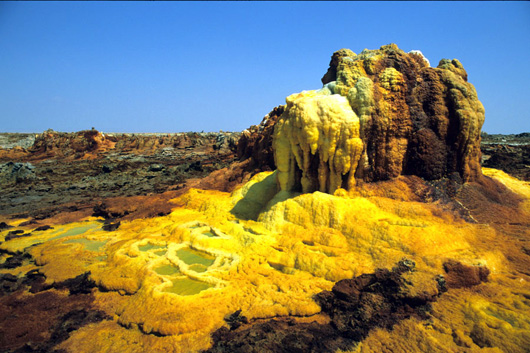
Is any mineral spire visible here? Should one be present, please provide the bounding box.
[273,44,485,194]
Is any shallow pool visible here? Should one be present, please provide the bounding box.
[50,223,100,240]
[64,238,107,252]
[202,230,217,238]
[154,264,180,276]
[139,243,166,252]
[163,277,213,295]
[176,248,215,272]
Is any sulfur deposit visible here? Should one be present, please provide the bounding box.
[274,92,364,193]
[1,167,529,352]
[274,44,485,194]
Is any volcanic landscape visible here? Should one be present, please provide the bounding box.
[1,45,529,353]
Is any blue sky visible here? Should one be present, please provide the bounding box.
[0,1,529,134]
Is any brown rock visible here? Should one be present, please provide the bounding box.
[443,260,490,288]
[335,44,485,183]
[0,269,108,352]
[236,105,284,174]
[321,48,357,85]
[27,129,115,160]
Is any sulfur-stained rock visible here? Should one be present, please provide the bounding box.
[0,166,528,352]
[206,260,441,353]
[0,252,32,270]
[273,91,363,194]
[0,222,12,230]
[273,44,485,193]
[321,48,357,85]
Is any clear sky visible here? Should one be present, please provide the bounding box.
[0,1,529,134]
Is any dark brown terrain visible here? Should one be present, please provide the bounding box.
[481,132,530,181]
[0,128,528,224]
[0,130,241,222]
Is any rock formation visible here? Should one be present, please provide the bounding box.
[481,132,530,181]
[237,105,283,173]
[273,44,485,194]
[274,92,364,194]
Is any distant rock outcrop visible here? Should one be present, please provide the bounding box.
[12,129,239,161]
[28,129,113,159]
[0,130,241,219]
[481,133,530,181]
[270,44,485,194]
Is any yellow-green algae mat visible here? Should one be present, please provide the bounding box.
[0,168,529,352]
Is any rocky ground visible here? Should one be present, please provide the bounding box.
[0,130,244,353]
[0,130,241,221]
[481,132,530,181]
[0,129,528,222]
